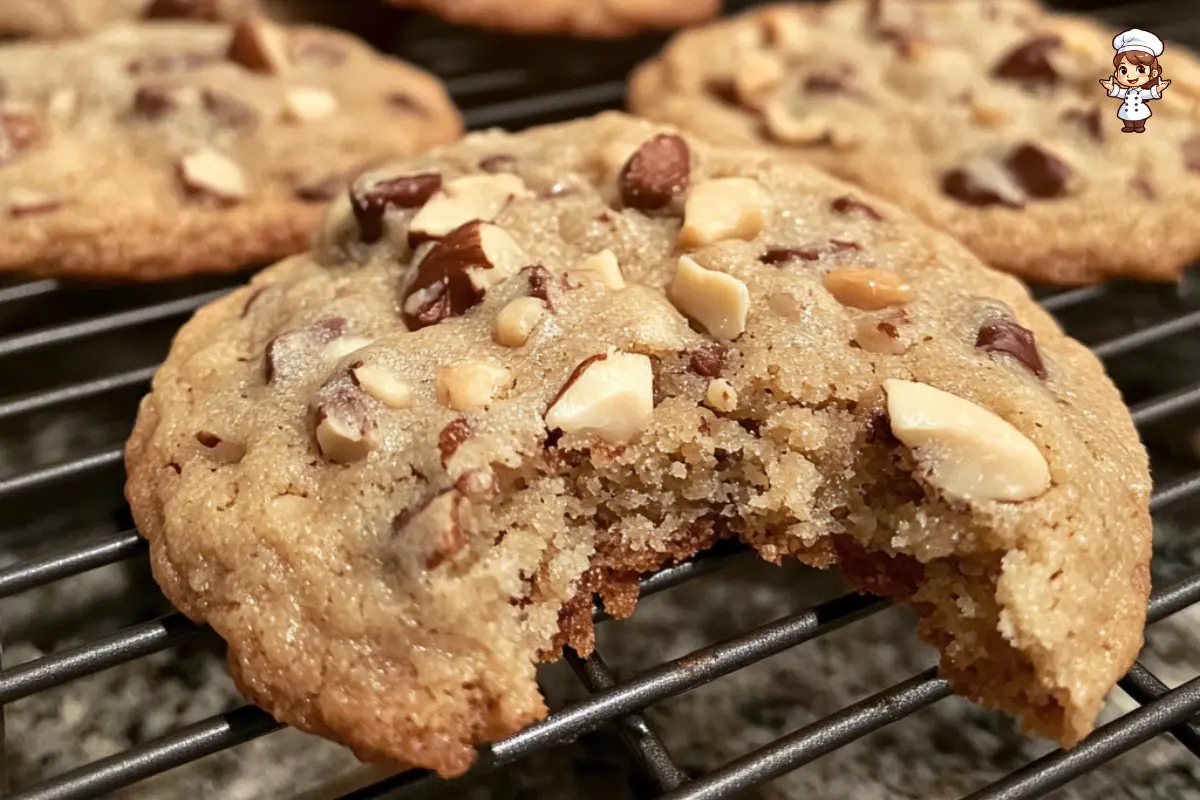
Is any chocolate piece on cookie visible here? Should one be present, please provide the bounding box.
[0,19,461,280]
[125,113,1150,777]
[381,0,721,38]
[629,0,1200,284]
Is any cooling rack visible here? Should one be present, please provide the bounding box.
[2,1,1200,798]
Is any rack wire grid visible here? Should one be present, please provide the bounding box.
[2,0,1200,798]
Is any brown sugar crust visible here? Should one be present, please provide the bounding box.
[382,0,720,38]
[628,0,1200,285]
[0,20,461,281]
[125,113,1151,777]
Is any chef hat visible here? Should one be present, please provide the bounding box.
[1113,28,1164,58]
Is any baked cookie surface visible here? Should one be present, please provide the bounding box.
[383,0,720,38]
[0,0,255,38]
[0,19,461,280]
[629,0,1200,284]
[125,113,1151,777]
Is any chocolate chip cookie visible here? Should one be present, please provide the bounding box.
[125,112,1151,777]
[0,0,257,38]
[629,0,1200,284]
[0,18,461,280]
[383,0,720,38]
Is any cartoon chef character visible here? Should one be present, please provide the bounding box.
[1100,28,1171,133]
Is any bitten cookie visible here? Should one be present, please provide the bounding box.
[0,0,256,38]
[0,19,461,280]
[125,113,1151,777]
[382,0,720,38]
[629,0,1200,284]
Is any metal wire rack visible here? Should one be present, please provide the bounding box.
[2,1,1200,798]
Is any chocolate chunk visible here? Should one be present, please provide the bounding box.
[201,89,259,130]
[976,318,1046,379]
[350,172,442,243]
[705,77,741,107]
[1004,143,1070,199]
[142,0,219,19]
[128,51,219,75]
[940,168,1023,208]
[804,74,850,94]
[0,113,40,166]
[479,154,518,174]
[524,265,556,311]
[618,133,690,213]
[1182,136,1200,173]
[688,343,729,378]
[992,35,1062,86]
[132,86,176,118]
[264,317,347,383]
[397,221,495,329]
[831,195,882,220]
[760,248,811,265]
[226,18,288,73]
[1061,106,1103,142]
[294,174,345,203]
[386,92,429,116]
[438,418,473,466]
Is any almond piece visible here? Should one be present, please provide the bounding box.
[704,378,738,413]
[678,177,771,249]
[569,249,625,289]
[314,386,375,463]
[823,267,912,310]
[493,296,546,347]
[283,86,337,122]
[435,361,514,411]
[351,362,412,408]
[322,336,374,362]
[670,255,750,341]
[618,133,691,213]
[883,379,1050,503]
[544,351,654,443]
[178,148,248,200]
[408,173,529,245]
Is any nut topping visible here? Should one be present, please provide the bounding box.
[399,221,529,330]
[976,318,1046,379]
[688,343,729,378]
[569,249,626,289]
[265,317,347,383]
[678,178,771,249]
[823,267,912,310]
[617,133,690,214]
[350,362,412,408]
[883,379,1051,503]
[734,51,786,103]
[524,264,556,310]
[435,361,514,411]
[178,148,248,201]
[493,297,546,347]
[8,188,60,218]
[322,336,373,362]
[704,378,738,413]
[670,256,750,341]
[764,101,832,145]
[392,490,466,570]
[283,87,338,122]
[314,384,376,463]
[1004,143,1071,199]
[544,351,654,444]
[350,172,442,243]
[992,35,1062,86]
[438,418,472,466]
[226,18,289,74]
[408,173,529,245]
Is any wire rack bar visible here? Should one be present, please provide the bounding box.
[461,81,625,129]
[2,706,283,800]
[566,650,688,794]
[1037,285,1108,313]
[657,668,950,800]
[1149,471,1200,514]
[1129,380,1200,428]
[0,448,123,501]
[962,675,1200,800]
[1090,308,1200,360]
[0,614,203,705]
[0,367,157,422]
[0,279,57,307]
[0,290,227,360]
[0,531,143,600]
[1118,662,1200,757]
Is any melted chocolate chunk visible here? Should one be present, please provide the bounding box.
[618,134,691,213]
[1061,106,1103,142]
[831,195,882,220]
[131,86,176,118]
[524,265,556,311]
[1004,143,1070,199]
[397,221,495,329]
[976,318,1047,379]
[992,35,1062,86]
[350,172,442,243]
[940,168,1023,208]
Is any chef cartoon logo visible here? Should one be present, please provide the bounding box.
[1100,28,1171,133]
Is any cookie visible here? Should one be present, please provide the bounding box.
[628,0,1200,284]
[125,112,1151,777]
[0,0,257,38]
[382,0,721,38]
[0,18,461,280]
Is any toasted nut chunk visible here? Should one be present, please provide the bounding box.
[436,361,514,411]
[283,87,338,122]
[493,296,546,347]
[734,50,786,101]
[883,379,1050,503]
[570,249,625,289]
[179,148,248,200]
[970,99,1007,127]
[764,101,831,145]
[678,178,771,249]
[853,314,908,355]
[391,490,466,569]
[351,362,411,408]
[227,17,289,73]
[314,392,375,463]
[408,174,529,244]
[670,255,750,341]
[824,267,913,310]
[758,7,808,50]
[322,336,373,362]
[704,378,738,413]
[48,88,78,122]
[544,351,653,443]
